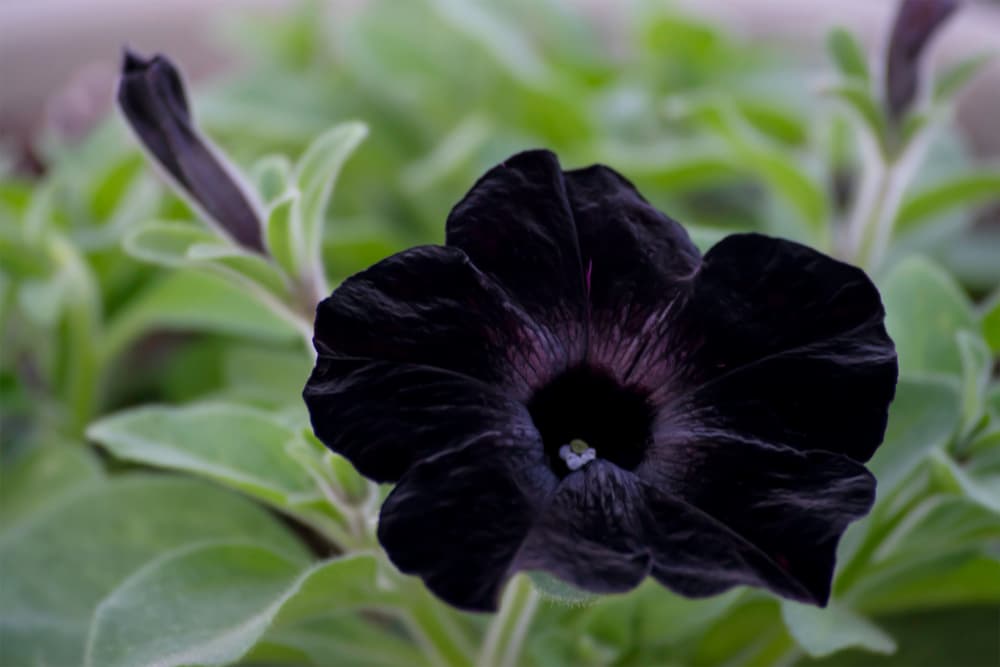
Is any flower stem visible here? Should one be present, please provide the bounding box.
[404,596,476,667]
[846,122,933,270]
[477,576,541,667]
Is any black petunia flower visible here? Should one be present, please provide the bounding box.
[117,49,266,252]
[304,150,897,613]
[885,0,958,121]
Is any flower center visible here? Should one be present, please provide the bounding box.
[558,439,596,470]
[527,366,654,477]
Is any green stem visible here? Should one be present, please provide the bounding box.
[848,123,934,270]
[50,237,102,435]
[477,576,541,667]
[405,600,475,667]
[835,479,931,596]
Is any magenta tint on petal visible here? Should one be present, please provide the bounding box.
[446,150,588,360]
[562,164,700,388]
[377,439,556,612]
[117,50,265,252]
[516,460,651,594]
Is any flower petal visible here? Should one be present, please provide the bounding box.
[117,50,264,252]
[445,150,587,357]
[515,460,651,594]
[313,245,569,397]
[377,437,556,612]
[641,485,812,601]
[562,165,700,386]
[304,358,535,482]
[640,439,876,605]
[669,233,896,463]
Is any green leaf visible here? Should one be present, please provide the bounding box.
[749,150,829,242]
[85,544,302,667]
[262,614,430,667]
[264,191,303,278]
[686,599,784,666]
[293,122,368,263]
[85,547,384,667]
[980,287,1000,354]
[968,426,1000,459]
[270,552,389,623]
[666,99,828,242]
[0,476,307,667]
[874,493,1000,564]
[251,154,293,205]
[88,403,318,508]
[400,115,492,192]
[781,600,895,658]
[939,230,1000,294]
[221,344,313,406]
[824,82,887,148]
[895,170,1000,235]
[122,220,218,267]
[101,270,299,362]
[428,0,548,84]
[0,444,102,524]
[576,583,742,655]
[735,100,808,147]
[600,143,742,191]
[868,377,961,495]
[933,452,1000,516]
[990,385,1000,418]
[854,551,1000,614]
[957,332,992,435]
[186,241,290,297]
[882,256,976,376]
[934,53,995,102]
[827,28,870,82]
[124,221,291,300]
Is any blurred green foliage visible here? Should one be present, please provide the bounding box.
[1,1,998,666]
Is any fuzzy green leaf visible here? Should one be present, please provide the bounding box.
[827,28,870,82]
[895,170,1000,235]
[782,600,895,658]
[882,256,976,376]
[87,403,318,508]
[0,477,307,667]
[293,122,368,264]
[85,547,383,667]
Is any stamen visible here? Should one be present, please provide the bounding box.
[559,442,597,471]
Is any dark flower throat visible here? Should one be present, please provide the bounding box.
[528,366,655,476]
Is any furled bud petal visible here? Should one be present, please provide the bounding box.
[117,49,265,252]
[885,0,959,120]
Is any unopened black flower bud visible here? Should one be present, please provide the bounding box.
[117,49,265,252]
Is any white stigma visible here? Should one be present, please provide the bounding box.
[559,443,597,471]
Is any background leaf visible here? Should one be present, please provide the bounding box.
[86,548,388,667]
[894,170,1000,236]
[0,476,307,667]
[867,377,961,495]
[827,28,870,82]
[781,600,896,658]
[87,402,318,507]
[882,256,976,376]
[294,122,369,265]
